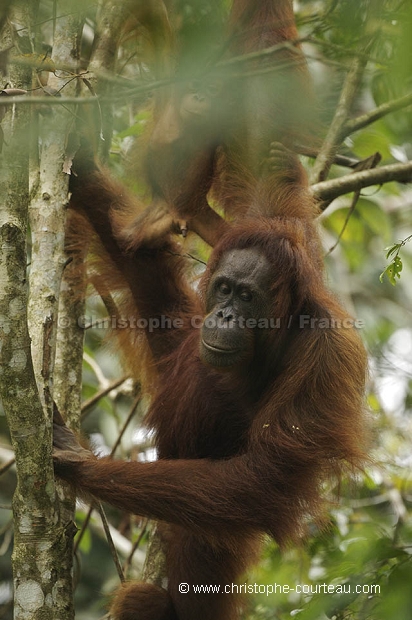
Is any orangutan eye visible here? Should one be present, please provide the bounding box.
[219,282,231,295]
[239,290,252,302]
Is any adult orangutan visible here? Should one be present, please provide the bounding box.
[53,1,367,619]
[54,141,368,620]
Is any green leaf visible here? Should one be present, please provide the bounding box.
[384,244,400,260]
[380,256,403,285]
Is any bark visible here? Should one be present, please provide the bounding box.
[311,161,412,205]
[26,2,84,618]
[0,3,67,618]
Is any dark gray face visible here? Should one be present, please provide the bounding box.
[200,248,273,370]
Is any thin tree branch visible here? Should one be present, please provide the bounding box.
[0,93,98,105]
[73,507,93,555]
[311,161,412,205]
[216,37,307,68]
[344,91,412,136]
[96,502,125,583]
[123,520,149,576]
[325,190,361,256]
[324,152,382,253]
[306,35,381,64]
[297,144,360,168]
[110,391,142,456]
[310,53,369,184]
[81,376,130,417]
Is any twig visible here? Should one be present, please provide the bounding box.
[110,390,142,456]
[0,39,306,108]
[0,94,96,106]
[75,391,141,554]
[311,161,412,205]
[380,233,412,285]
[96,502,125,583]
[297,144,359,168]
[81,376,129,418]
[215,37,308,68]
[324,152,382,254]
[325,191,361,256]
[123,519,149,576]
[344,91,412,136]
[73,506,93,555]
[310,52,369,184]
[306,35,381,65]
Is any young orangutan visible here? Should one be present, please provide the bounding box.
[122,0,314,248]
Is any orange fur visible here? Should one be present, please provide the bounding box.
[57,146,368,620]
[54,4,366,620]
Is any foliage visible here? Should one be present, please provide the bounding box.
[380,235,412,285]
